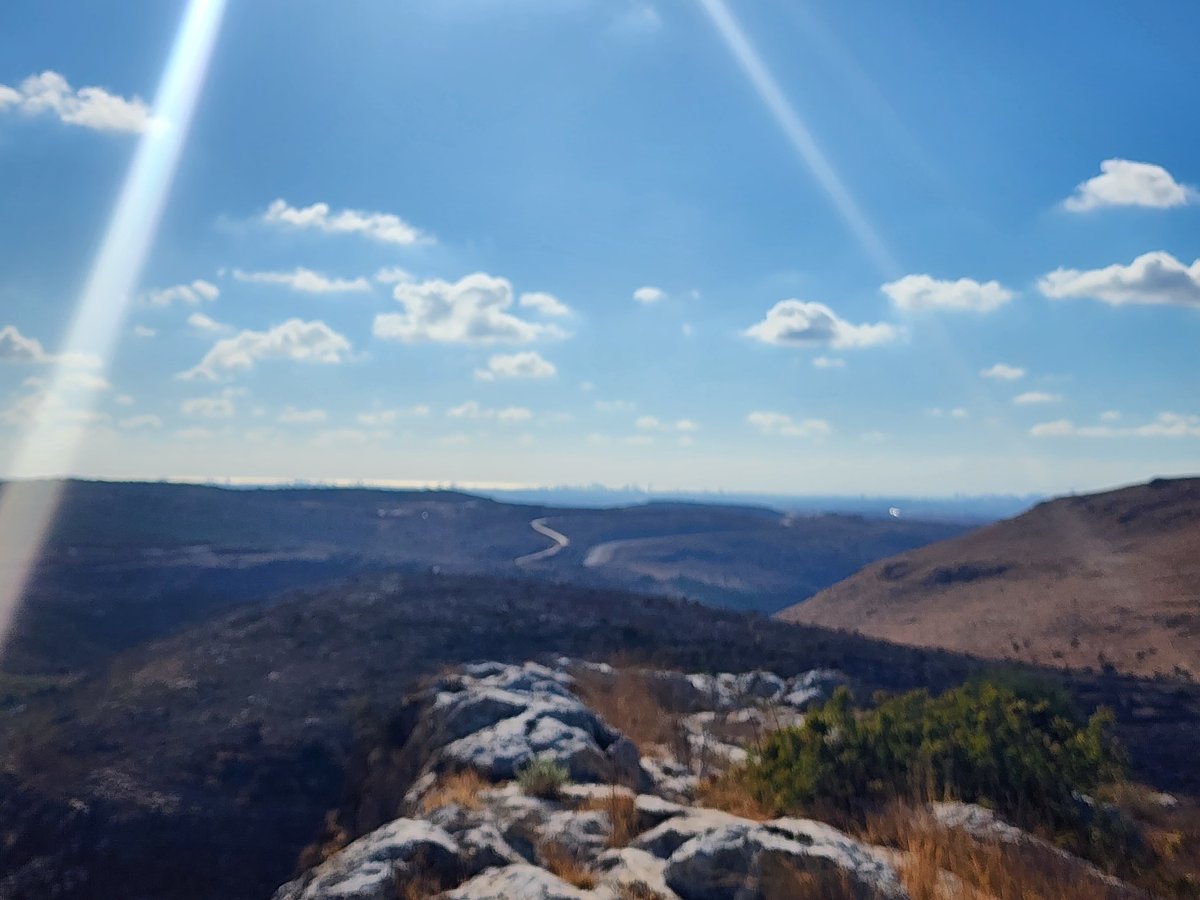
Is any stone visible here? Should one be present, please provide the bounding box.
[271,818,460,900]
[443,864,594,899]
[594,846,680,899]
[630,809,748,859]
[663,819,906,900]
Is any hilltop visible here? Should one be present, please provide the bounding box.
[779,477,1200,680]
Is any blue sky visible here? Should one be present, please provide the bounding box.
[1,0,1198,495]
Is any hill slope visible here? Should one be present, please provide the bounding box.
[779,477,1200,680]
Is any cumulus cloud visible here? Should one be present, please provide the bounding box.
[0,324,102,370]
[0,325,51,364]
[635,416,697,433]
[118,414,162,429]
[1063,159,1196,212]
[132,325,157,338]
[1032,412,1200,438]
[447,401,532,423]
[145,279,219,307]
[928,407,969,419]
[374,273,566,344]
[374,266,412,284]
[178,318,352,381]
[1013,391,1061,405]
[263,199,429,245]
[355,405,429,426]
[233,267,370,294]
[812,356,845,369]
[181,388,244,418]
[882,275,1012,313]
[0,70,151,133]
[519,292,571,317]
[594,399,636,413]
[187,312,229,334]
[744,300,896,348]
[981,363,1025,381]
[633,286,667,304]
[1038,251,1200,307]
[277,406,327,424]
[475,350,557,381]
[746,411,831,438]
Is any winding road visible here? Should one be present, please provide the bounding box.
[514,518,570,566]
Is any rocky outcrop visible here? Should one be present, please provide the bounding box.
[272,659,913,900]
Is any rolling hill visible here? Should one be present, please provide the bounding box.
[779,477,1200,680]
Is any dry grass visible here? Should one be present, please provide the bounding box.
[538,840,599,890]
[580,788,641,847]
[862,804,1141,900]
[392,871,449,900]
[757,854,860,899]
[572,666,688,761]
[295,809,350,873]
[419,769,488,814]
[695,772,776,822]
[1102,783,1200,897]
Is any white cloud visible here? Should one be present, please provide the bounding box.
[181,387,244,418]
[746,411,831,438]
[233,267,370,294]
[187,312,229,334]
[277,406,327,425]
[447,401,532,423]
[374,266,412,284]
[132,325,157,338]
[114,394,134,406]
[118,414,162,429]
[475,351,557,381]
[744,300,897,348]
[518,291,571,317]
[981,363,1025,381]
[1032,412,1200,438]
[1100,410,1121,422]
[374,273,566,344]
[613,3,662,34]
[0,325,102,369]
[263,199,429,245]
[812,356,845,369]
[0,70,151,133]
[1038,251,1200,307]
[1063,159,1196,212]
[355,405,429,427]
[635,416,697,433]
[0,325,51,364]
[594,399,636,413]
[928,407,969,419]
[1013,391,1062,406]
[145,279,219,307]
[179,318,352,381]
[633,286,667,304]
[882,274,1012,313]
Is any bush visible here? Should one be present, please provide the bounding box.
[517,756,570,799]
[738,680,1125,840]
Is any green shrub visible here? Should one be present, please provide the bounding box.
[739,680,1125,840]
[517,756,570,799]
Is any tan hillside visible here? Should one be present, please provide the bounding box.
[778,477,1200,680]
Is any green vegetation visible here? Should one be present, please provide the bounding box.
[736,679,1126,851]
[516,757,571,799]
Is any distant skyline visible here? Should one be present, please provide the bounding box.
[1,1,1199,495]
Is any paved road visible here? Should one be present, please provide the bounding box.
[514,518,570,566]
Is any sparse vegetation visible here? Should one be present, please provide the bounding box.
[579,788,640,847]
[537,840,598,889]
[735,680,1125,844]
[517,757,571,800]
[419,769,489,814]
[572,665,688,760]
[863,804,1140,900]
